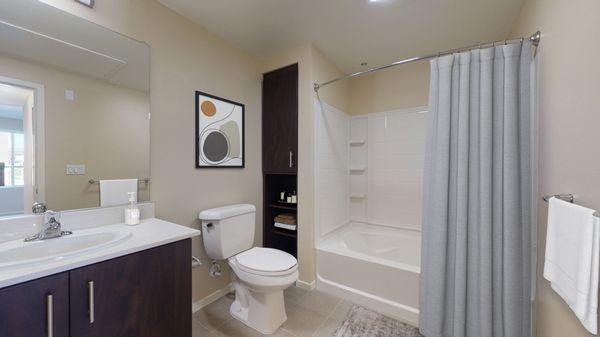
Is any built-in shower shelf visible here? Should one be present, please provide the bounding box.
[349,139,366,146]
[349,166,366,173]
[349,193,366,199]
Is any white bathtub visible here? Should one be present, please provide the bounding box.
[317,222,421,325]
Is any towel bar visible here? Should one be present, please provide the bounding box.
[543,194,600,218]
[88,178,150,185]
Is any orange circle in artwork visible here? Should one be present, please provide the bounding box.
[201,101,217,117]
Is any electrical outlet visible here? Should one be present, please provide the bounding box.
[66,164,86,175]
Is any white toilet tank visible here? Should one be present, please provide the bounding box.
[199,204,256,260]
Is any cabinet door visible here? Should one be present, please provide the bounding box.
[0,273,69,337]
[69,239,192,337]
[263,63,298,174]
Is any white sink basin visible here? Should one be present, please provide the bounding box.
[0,229,131,269]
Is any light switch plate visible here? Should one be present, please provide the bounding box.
[66,164,86,175]
[65,90,75,101]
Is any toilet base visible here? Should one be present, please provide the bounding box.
[229,281,288,334]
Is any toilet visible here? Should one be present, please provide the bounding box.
[199,204,298,334]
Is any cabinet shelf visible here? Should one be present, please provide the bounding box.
[270,203,297,211]
[273,229,297,238]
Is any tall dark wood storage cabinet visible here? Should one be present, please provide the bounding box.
[262,64,298,174]
[262,64,298,257]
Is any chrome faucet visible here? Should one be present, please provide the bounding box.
[24,210,73,242]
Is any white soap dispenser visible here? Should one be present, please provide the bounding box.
[124,192,140,225]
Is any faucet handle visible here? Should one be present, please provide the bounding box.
[32,202,47,214]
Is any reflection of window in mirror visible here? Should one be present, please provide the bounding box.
[0,81,35,217]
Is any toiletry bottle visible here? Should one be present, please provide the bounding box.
[291,190,297,204]
[124,192,140,225]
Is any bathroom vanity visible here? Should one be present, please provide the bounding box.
[0,204,200,337]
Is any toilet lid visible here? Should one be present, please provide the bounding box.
[235,247,297,273]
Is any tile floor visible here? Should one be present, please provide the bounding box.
[192,287,353,337]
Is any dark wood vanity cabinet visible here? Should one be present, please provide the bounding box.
[0,273,69,337]
[262,63,298,174]
[0,239,191,337]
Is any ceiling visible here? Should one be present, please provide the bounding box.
[158,0,525,73]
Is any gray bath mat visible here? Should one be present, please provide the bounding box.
[333,305,423,337]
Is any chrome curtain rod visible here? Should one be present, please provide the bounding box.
[313,31,541,92]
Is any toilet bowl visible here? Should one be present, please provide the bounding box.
[198,204,298,334]
[228,247,298,334]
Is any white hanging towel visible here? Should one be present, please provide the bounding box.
[544,197,600,334]
[99,179,138,207]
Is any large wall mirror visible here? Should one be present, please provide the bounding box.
[0,0,150,217]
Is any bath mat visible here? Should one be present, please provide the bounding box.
[333,305,422,337]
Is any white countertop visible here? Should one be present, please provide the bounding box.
[0,218,200,289]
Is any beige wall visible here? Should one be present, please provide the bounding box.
[0,52,150,211]
[39,0,263,302]
[510,0,600,336]
[347,61,429,116]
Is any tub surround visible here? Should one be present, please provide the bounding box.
[0,203,200,288]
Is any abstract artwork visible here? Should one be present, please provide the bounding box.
[195,91,245,168]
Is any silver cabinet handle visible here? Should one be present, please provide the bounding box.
[46,294,53,337]
[289,151,293,168]
[88,281,95,324]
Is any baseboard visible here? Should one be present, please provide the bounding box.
[295,279,316,291]
[191,283,233,313]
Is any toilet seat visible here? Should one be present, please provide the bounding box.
[234,247,297,276]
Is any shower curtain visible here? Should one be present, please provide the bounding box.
[419,42,533,337]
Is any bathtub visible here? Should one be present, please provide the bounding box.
[317,222,421,325]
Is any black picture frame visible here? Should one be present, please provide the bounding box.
[195,90,245,168]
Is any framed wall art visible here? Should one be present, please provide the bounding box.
[195,91,245,168]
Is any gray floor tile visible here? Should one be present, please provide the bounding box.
[295,290,341,316]
[193,319,212,337]
[194,296,235,332]
[214,317,262,337]
[281,302,329,337]
[284,285,309,305]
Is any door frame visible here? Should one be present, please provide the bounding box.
[0,75,45,210]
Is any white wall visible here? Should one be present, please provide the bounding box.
[315,100,349,239]
[365,108,427,230]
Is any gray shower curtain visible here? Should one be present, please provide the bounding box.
[419,42,533,337]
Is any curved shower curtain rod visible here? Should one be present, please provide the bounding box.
[313,30,541,92]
